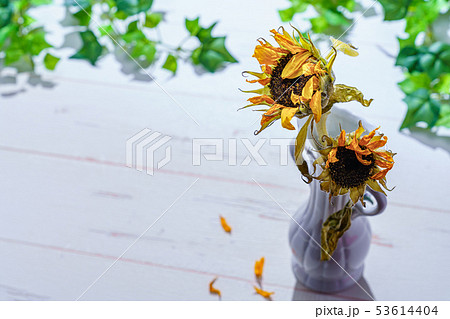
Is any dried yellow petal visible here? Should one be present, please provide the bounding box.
[290,91,301,105]
[330,36,359,57]
[301,62,316,76]
[209,277,221,298]
[220,216,232,233]
[309,90,322,123]
[254,257,265,278]
[302,76,318,100]
[271,29,306,54]
[281,107,298,130]
[281,51,311,79]
[253,286,274,299]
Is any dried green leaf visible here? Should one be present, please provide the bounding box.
[321,201,353,261]
[329,84,373,107]
[294,115,312,165]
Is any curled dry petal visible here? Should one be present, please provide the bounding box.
[281,107,298,130]
[270,29,305,54]
[253,286,274,299]
[302,76,318,100]
[281,51,312,79]
[310,90,322,123]
[330,36,359,56]
[220,216,232,233]
[209,278,222,298]
[254,257,265,278]
[329,84,373,107]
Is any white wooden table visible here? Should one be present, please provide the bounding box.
[1,0,449,301]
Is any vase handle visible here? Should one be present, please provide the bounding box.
[352,187,387,219]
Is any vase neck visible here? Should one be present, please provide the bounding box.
[306,179,349,221]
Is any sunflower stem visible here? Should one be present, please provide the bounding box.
[316,112,329,147]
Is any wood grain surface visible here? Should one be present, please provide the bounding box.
[1,0,449,301]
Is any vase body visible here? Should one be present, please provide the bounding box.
[288,178,382,293]
[290,107,387,293]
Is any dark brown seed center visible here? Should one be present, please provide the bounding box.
[329,146,374,188]
[269,53,312,108]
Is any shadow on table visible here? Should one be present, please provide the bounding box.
[402,127,450,154]
[292,276,375,301]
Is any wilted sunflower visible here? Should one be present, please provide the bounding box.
[241,27,373,135]
[314,122,395,205]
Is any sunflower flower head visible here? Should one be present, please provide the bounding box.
[241,27,371,135]
[315,122,395,206]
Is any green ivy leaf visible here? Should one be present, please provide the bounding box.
[144,12,163,28]
[64,0,90,9]
[435,103,450,128]
[122,20,145,42]
[0,23,15,46]
[130,40,156,65]
[278,7,296,22]
[185,17,200,36]
[310,16,328,33]
[4,47,24,65]
[72,6,91,26]
[26,27,51,55]
[0,4,12,28]
[206,37,237,63]
[423,43,450,78]
[324,9,351,27]
[22,14,36,27]
[378,0,411,21]
[404,0,443,45]
[98,24,114,36]
[196,37,237,72]
[44,53,60,70]
[400,88,441,129]
[198,49,225,72]
[398,72,431,94]
[70,30,103,65]
[186,18,237,73]
[196,22,217,43]
[433,74,450,94]
[162,54,177,74]
[190,46,201,65]
[115,0,153,16]
[395,46,422,72]
[278,0,309,22]
[29,0,52,5]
